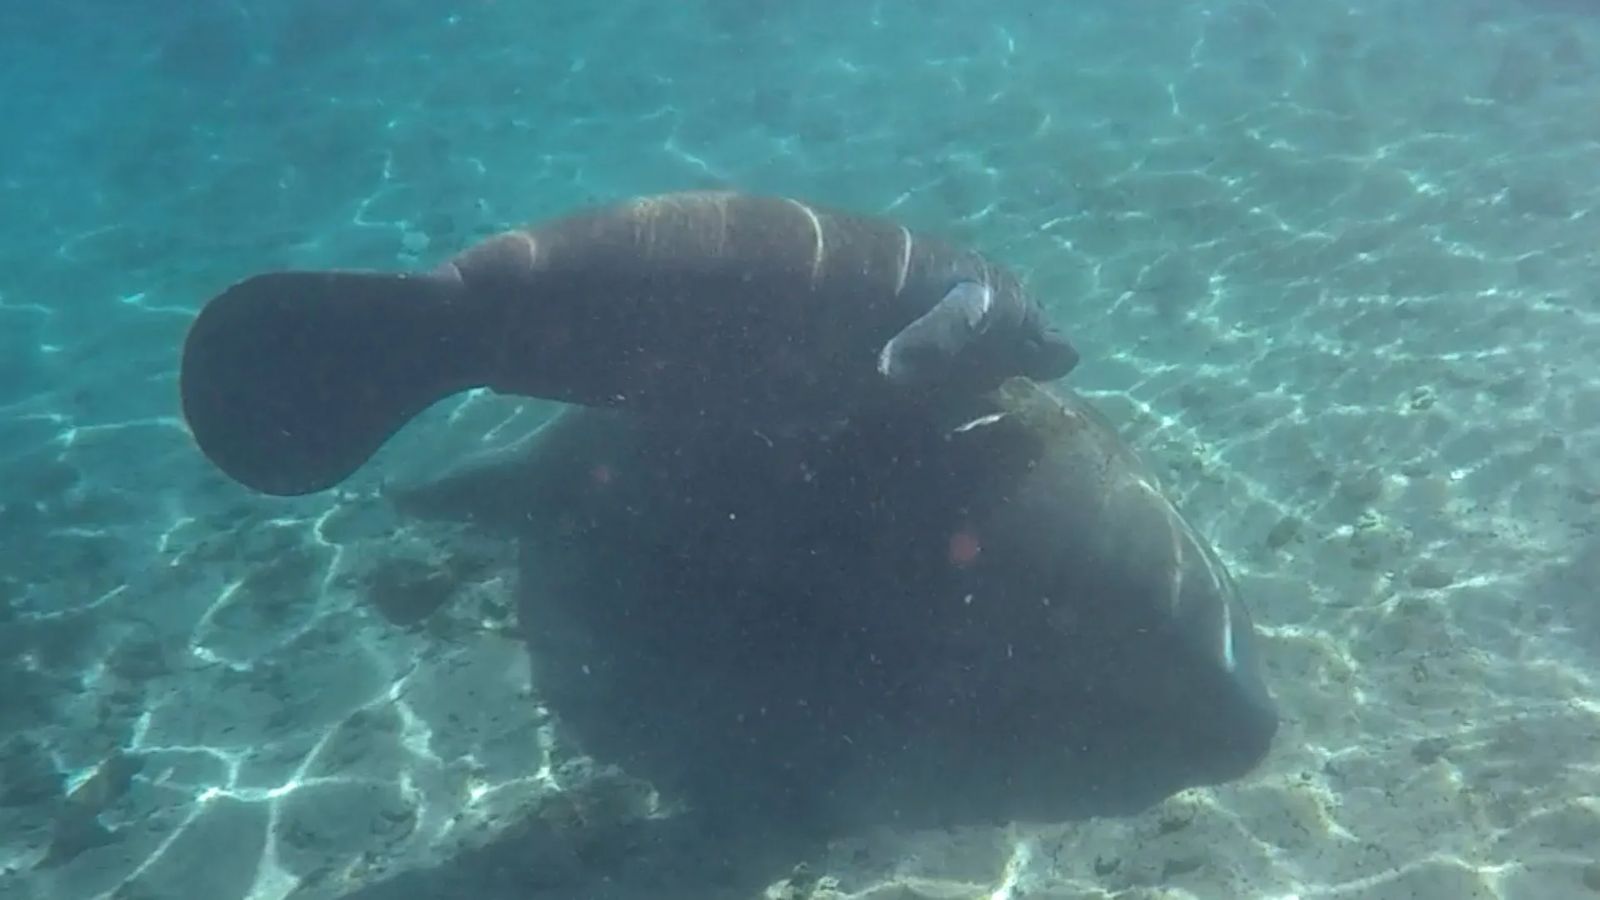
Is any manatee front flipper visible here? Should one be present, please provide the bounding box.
[877,281,992,386]
[179,270,489,497]
[877,281,1080,389]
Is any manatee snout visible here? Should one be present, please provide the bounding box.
[1023,326,1080,380]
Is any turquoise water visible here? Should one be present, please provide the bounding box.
[5,1,1600,898]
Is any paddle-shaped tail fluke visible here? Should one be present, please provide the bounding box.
[179,270,489,496]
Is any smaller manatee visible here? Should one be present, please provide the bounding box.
[179,191,1077,496]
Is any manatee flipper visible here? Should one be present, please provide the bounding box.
[878,281,1080,387]
[179,270,490,497]
[876,281,995,386]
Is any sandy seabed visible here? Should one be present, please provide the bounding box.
[2,1,1600,898]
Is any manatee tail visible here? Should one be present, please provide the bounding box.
[179,270,493,497]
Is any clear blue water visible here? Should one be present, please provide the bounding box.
[5,1,1600,898]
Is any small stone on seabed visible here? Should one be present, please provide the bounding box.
[1410,736,1449,765]
[1408,560,1454,589]
[1264,515,1301,550]
[1338,467,1385,506]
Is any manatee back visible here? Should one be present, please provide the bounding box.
[474,192,1026,422]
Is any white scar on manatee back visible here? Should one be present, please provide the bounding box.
[619,192,718,259]
[623,191,743,260]
[781,197,827,285]
[894,225,913,296]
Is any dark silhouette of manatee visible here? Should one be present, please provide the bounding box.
[179,191,1077,496]
[393,377,1277,838]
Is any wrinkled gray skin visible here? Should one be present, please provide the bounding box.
[393,378,1277,846]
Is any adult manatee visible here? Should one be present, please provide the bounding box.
[393,378,1278,835]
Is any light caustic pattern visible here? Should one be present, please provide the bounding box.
[4,0,1600,898]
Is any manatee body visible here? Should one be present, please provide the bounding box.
[179,191,1077,496]
[394,378,1277,833]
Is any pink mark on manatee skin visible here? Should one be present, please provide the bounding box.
[590,463,613,487]
[948,528,981,568]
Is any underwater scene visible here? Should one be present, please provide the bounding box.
[2,1,1599,898]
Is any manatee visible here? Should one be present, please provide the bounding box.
[179,191,1077,496]
[393,377,1277,834]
